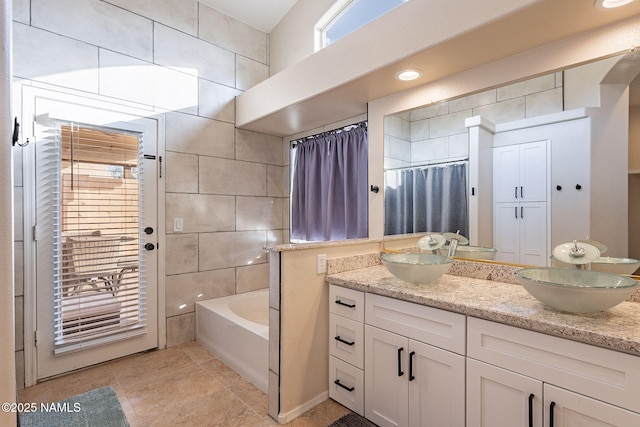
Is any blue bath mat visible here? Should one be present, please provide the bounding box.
[18,386,129,427]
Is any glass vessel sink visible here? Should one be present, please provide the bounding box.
[438,245,497,260]
[381,253,453,284]
[515,268,638,313]
[590,257,640,275]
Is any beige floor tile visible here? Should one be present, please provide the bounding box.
[18,342,352,427]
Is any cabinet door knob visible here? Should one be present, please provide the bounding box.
[575,184,582,190]
[556,185,562,191]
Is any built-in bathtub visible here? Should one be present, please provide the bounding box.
[195,288,269,394]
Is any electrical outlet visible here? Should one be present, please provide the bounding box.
[317,254,327,274]
[174,217,184,232]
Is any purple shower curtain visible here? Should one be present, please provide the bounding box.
[291,123,368,242]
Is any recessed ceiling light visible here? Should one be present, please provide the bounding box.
[396,69,422,81]
[594,0,636,10]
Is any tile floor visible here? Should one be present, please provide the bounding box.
[18,342,351,426]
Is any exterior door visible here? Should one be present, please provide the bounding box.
[27,91,160,380]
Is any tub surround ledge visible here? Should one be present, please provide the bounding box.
[326,264,640,356]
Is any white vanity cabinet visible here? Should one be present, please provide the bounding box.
[364,293,466,427]
[328,285,365,415]
[493,140,549,266]
[467,317,640,427]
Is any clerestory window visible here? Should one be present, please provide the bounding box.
[317,0,409,49]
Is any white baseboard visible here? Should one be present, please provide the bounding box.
[277,391,329,424]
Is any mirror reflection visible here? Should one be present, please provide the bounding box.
[383,53,640,272]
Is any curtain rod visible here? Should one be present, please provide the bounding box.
[385,157,468,172]
[290,120,367,147]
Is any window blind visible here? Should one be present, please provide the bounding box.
[42,122,147,354]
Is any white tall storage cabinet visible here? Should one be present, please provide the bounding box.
[493,140,549,266]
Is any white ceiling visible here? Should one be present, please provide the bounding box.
[198,0,298,33]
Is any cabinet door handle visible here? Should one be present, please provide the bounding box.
[334,336,355,346]
[334,379,355,392]
[515,207,518,219]
[521,186,523,198]
[549,401,556,427]
[397,347,404,377]
[409,351,416,381]
[528,394,534,427]
[521,206,524,219]
[335,299,355,308]
[515,186,518,199]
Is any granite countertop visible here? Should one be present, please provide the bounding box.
[326,264,640,356]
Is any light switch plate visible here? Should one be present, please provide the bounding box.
[317,254,327,274]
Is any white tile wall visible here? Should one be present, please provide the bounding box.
[236,129,284,165]
[166,193,235,233]
[106,0,198,36]
[154,24,235,87]
[384,71,564,198]
[165,112,235,159]
[13,0,282,356]
[99,50,198,114]
[236,55,270,91]
[199,231,268,270]
[165,268,235,317]
[165,234,199,275]
[13,23,100,93]
[198,4,268,64]
[12,0,29,25]
[32,0,153,62]
[198,79,241,123]
[199,157,267,196]
[236,197,283,231]
[236,264,270,293]
[165,152,199,194]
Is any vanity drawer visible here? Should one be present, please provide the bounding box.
[329,313,364,368]
[468,317,640,413]
[329,355,364,415]
[365,292,466,355]
[329,285,364,322]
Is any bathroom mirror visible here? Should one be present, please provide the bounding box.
[382,52,640,267]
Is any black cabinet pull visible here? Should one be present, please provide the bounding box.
[515,207,518,219]
[515,186,518,199]
[334,336,355,346]
[521,206,524,219]
[521,186,523,198]
[409,351,416,381]
[549,401,556,427]
[528,394,534,427]
[335,299,355,308]
[397,347,404,377]
[334,379,354,392]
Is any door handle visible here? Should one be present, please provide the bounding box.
[520,186,523,198]
[515,186,518,199]
[397,347,404,377]
[528,394,534,427]
[144,226,154,235]
[515,207,518,219]
[145,243,155,251]
[334,336,355,346]
[409,351,416,381]
[334,379,355,392]
[549,401,556,427]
